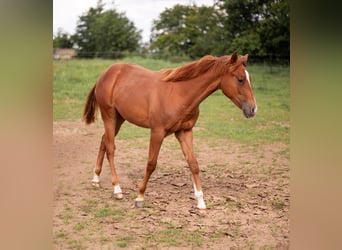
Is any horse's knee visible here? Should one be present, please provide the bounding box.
[105,143,116,158]
[146,160,157,173]
[100,136,106,151]
[189,161,199,175]
[106,149,114,161]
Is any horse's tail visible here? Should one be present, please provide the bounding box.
[83,84,98,124]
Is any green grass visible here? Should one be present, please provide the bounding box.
[271,198,285,210]
[94,207,125,220]
[115,236,133,248]
[147,227,202,247]
[67,239,83,250]
[53,57,289,144]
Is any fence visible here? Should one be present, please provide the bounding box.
[53,49,289,66]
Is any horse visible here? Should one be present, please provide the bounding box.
[83,52,257,209]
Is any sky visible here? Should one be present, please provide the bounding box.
[53,0,214,43]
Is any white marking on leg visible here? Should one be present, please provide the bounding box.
[113,184,123,199]
[92,173,100,183]
[91,172,100,187]
[193,183,206,209]
[113,184,122,194]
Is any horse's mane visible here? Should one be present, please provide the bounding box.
[161,55,233,82]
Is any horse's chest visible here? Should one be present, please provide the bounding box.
[167,110,198,132]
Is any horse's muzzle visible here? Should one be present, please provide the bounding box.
[243,105,257,118]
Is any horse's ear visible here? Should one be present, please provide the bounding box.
[230,52,238,64]
[242,54,249,66]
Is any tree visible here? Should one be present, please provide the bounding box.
[73,1,142,58]
[219,0,290,62]
[53,29,74,48]
[258,0,290,60]
[150,4,225,60]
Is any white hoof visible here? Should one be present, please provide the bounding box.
[197,208,207,215]
[135,196,144,208]
[114,192,123,200]
[91,182,100,188]
[113,185,123,200]
[197,201,207,210]
[92,174,100,187]
[194,190,206,209]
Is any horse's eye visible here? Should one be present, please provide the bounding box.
[238,79,244,84]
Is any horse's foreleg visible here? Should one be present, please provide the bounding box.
[135,129,165,207]
[91,134,106,187]
[175,129,206,209]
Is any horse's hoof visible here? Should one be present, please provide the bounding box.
[135,200,144,208]
[135,197,144,208]
[114,193,123,200]
[197,208,207,216]
[91,182,100,188]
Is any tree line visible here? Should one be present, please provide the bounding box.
[53,0,289,63]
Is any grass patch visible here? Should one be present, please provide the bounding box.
[62,205,73,224]
[148,227,203,247]
[271,198,285,210]
[94,207,125,220]
[186,230,202,247]
[54,229,66,239]
[156,227,184,246]
[81,199,98,213]
[115,236,133,248]
[260,245,274,250]
[73,222,85,232]
[67,239,83,250]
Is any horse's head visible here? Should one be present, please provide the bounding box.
[220,52,257,118]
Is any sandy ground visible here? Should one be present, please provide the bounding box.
[53,121,289,249]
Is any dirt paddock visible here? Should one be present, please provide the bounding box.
[53,121,289,249]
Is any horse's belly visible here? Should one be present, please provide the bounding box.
[117,105,150,128]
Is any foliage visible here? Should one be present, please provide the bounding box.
[53,29,74,48]
[150,0,289,62]
[219,0,290,62]
[257,0,290,60]
[73,1,141,58]
[150,4,224,60]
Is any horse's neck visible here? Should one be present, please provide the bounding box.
[179,72,221,109]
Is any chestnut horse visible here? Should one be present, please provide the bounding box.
[83,52,257,209]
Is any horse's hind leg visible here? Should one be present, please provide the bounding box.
[91,134,106,187]
[94,108,125,199]
[92,114,125,187]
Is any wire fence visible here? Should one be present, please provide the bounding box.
[53,49,289,66]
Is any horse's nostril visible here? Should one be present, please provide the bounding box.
[252,106,257,114]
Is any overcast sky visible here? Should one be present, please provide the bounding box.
[53,0,214,43]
